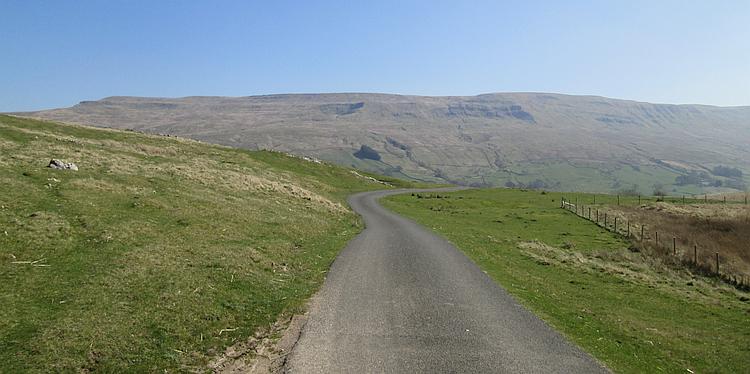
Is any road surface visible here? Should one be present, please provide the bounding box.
[284,189,608,373]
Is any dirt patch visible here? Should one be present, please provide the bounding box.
[208,314,307,373]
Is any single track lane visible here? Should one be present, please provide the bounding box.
[285,189,608,373]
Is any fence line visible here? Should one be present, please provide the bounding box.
[560,197,749,290]
[563,192,749,207]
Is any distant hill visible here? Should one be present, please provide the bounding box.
[17,93,750,194]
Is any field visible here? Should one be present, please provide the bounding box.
[561,194,750,286]
[383,189,750,373]
[0,115,423,372]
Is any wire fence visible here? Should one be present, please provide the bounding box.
[560,198,749,291]
[563,192,749,207]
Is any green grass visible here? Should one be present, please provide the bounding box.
[383,188,750,374]
[0,115,426,372]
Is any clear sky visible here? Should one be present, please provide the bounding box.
[1,0,749,111]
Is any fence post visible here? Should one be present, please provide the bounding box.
[682,195,685,204]
[617,195,620,205]
[593,195,596,205]
[596,210,599,223]
[655,231,658,244]
[673,237,676,255]
[723,196,726,204]
[588,207,591,220]
[638,195,641,205]
[641,225,644,241]
[604,213,608,228]
[614,217,618,233]
[704,194,707,203]
[715,252,720,274]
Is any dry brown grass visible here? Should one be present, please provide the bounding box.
[518,240,747,304]
[708,192,750,203]
[602,202,750,286]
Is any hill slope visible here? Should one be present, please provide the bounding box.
[0,115,406,371]
[18,93,750,194]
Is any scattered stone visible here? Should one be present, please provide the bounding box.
[48,159,78,171]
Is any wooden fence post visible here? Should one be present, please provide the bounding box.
[673,237,676,255]
[604,213,608,228]
[596,210,599,223]
[682,195,685,204]
[617,195,620,205]
[638,195,641,205]
[715,252,720,274]
[593,195,596,205]
[614,217,618,233]
[588,207,591,220]
[641,225,644,241]
[655,231,658,244]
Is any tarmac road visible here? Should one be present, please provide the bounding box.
[284,189,608,373]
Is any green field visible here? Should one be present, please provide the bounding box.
[0,115,424,372]
[383,189,750,374]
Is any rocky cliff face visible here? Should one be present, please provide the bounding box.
[17,92,750,194]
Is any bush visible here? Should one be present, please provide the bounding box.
[712,165,743,178]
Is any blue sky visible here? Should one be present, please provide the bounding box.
[1,0,749,111]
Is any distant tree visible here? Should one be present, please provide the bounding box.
[619,184,640,196]
[712,165,743,178]
[675,171,714,186]
[353,145,381,161]
[724,178,747,191]
[527,179,548,189]
[652,183,667,197]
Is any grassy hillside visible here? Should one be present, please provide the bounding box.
[20,93,750,194]
[383,189,750,373]
[0,115,417,371]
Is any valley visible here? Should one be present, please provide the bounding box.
[17,93,750,195]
